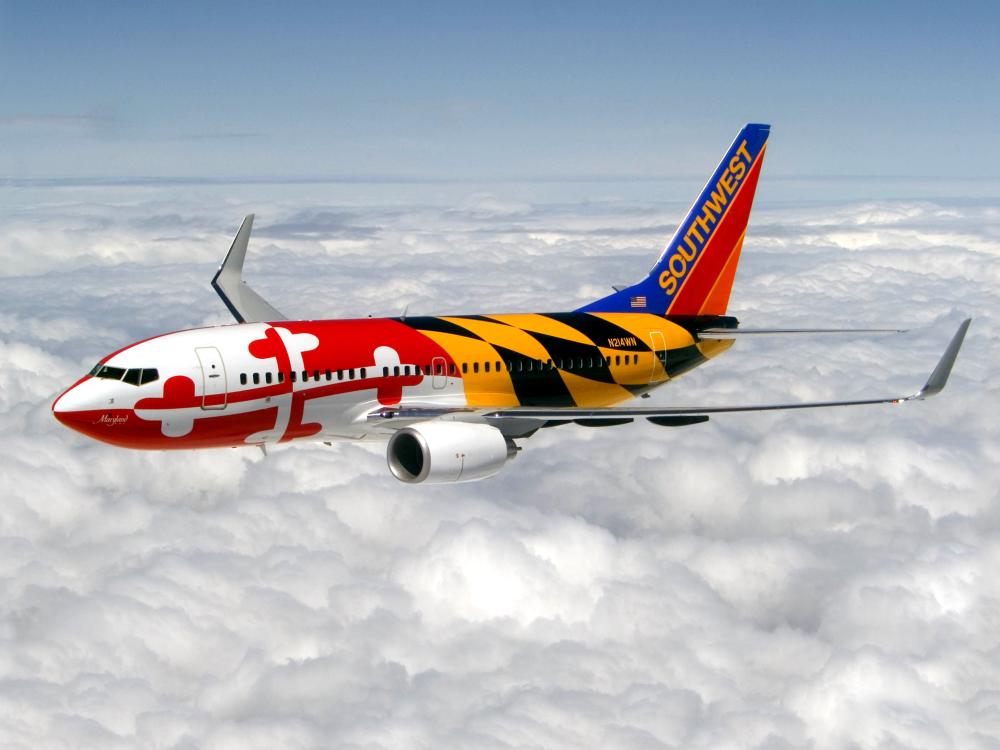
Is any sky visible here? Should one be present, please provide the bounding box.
[2,1,1000,182]
[2,2,1000,748]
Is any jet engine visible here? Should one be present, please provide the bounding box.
[387,421,518,484]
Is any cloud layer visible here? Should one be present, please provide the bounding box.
[1,181,997,749]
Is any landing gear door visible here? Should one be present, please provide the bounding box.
[649,330,666,382]
[431,356,447,389]
[195,346,228,409]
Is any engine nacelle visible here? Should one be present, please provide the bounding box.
[387,421,517,484]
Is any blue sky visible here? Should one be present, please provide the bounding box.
[2,1,999,181]
[2,4,999,746]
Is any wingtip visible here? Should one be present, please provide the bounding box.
[211,214,287,323]
[915,318,971,399]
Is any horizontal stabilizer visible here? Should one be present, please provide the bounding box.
[212,215,287,323]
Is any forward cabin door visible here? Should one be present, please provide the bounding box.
[195,346,228,409]
[648,330,666,382]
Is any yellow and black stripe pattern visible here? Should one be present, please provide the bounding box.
[402,312,732,408]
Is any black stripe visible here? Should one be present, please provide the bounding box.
[526,331,617,385]
[620,383,651,396]
[663,344,707,378]
[465,314,512,325]
[542,312,652,351]
[492,344,576,407]
[402,316,485,340]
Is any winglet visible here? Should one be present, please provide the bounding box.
[211,215,287,323]
[914,318,971,399]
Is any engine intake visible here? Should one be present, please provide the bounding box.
[387,421,517,484]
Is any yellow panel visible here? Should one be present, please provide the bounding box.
[593,313,695,349]
[442,317,552,360]
[595,346,662,385]
[697,338,734,360]
[418,330,520,407]
[558,370,634,407]
[486,313,595,345]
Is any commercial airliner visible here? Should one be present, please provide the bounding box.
[53,124,970,483]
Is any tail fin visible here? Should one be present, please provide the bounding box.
[578,123,770,316]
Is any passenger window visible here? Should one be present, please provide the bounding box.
[473,362,479,374]
[394,366,401,376]
[338,370,344,380]
[496,361,502,372]
[278,372,285,383]
[349,368,355,379]
[265,372,273,384]
[515,360,522,372]
[360,368,366,379]
[313,370,320,381]
[240,373,247,386]
[326,370,332,381]
[449,363,456,376]
[484,361,490,373]
[290,371,297,383]
[383,366,389,377]
[462,363,468,374]
[403,365,410,376]
[615,355,621,366]
[253,373,260,385]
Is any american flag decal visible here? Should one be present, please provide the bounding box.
[630,296,646,309]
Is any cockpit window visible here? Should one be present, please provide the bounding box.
[91,364,159,385]
[92,365,126,381]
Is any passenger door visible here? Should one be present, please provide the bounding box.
[648,330,666,382]
[195,346,228,409]
[431,356,447,389]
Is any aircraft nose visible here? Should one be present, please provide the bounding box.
[53,382,86,415]
[52,383,94,432]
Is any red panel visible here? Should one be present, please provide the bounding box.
[667,152,765,315]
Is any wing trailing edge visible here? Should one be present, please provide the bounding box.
[212,215,287,323]
[368,319,971,426]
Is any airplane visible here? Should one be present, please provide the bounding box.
[52,123,971,483]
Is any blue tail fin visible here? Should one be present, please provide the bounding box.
[579,123,770,316]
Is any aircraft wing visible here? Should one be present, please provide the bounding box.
[212,215,287,323]
[697,327,907,338]
[368,319,970,429]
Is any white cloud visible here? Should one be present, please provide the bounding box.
[0,181,997,748]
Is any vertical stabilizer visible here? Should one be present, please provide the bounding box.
[578,123,770,316]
